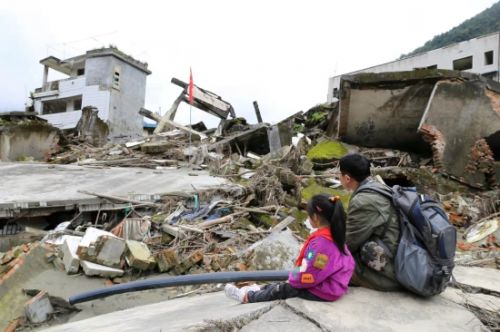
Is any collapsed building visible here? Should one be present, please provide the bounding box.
[1,67,500,330]
[329,69,500,189]
[30,47,151,139]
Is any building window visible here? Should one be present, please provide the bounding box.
[484,51,494,65]
[73,97,82,110]
[112,66,121,90]
[333,88,339,98]
[42,100,66,114]
[77,68,85,76]
[453,56,473,71]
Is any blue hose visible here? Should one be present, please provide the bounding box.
[69,270,289,304]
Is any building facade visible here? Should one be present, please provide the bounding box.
[327,31,500,102]
[31,47,151,138]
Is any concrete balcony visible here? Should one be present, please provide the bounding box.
[33,76,85,99]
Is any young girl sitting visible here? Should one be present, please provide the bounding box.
[225,194,355,303]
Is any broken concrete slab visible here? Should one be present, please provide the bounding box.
[240,305,322,332]
[125,240,156,270]
[24,290,54,323]
[285,287,486,331]
[61,236,82,274]
[210,123,272,156]
[170,77,236,120]
[0,163,228,218]
[245,228,300,270]
[93,235,126,268]
[441,287,500,316]
[43,288,488,332]
[80,261,124,278]
[77,228,117,260]
[42,291,272,332]
[453,266,500,294]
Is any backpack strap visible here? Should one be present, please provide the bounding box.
[356,184,394,238]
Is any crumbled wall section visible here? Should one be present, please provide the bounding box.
[0,121,60,161]
[334,70,500,189]
[76,106,109,147]
[418,79,500,188]
[334,74,438,152]
[465,139,496,187]
[419,124,445,170]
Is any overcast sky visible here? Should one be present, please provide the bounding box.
[0,0,497,127]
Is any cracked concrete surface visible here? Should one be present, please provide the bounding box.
[42,285,491,332]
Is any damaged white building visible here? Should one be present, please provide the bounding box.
[31,47,151,138]
[328,31,500,102]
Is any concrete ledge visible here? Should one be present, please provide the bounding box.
[43,292,272,332]
[285,287,486,332]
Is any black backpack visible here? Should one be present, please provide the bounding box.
[360,184,456,296]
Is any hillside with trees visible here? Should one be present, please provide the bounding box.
[401,1,500,58]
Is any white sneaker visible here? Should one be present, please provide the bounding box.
[225,284,245,302]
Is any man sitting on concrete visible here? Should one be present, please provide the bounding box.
[339,153,402,291]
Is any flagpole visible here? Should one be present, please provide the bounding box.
[188,68,193,168]
[189,104,192,168]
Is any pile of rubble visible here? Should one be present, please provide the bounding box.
[1,69,500,329]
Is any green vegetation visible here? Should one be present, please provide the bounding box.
[306,140,348,162]
[401,2,500,58]
[293,123,305,134]
[301,182,351,209]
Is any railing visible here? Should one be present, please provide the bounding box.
[35,80,59,93]
[34,76,85,94]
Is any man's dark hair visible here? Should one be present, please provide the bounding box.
[339,153,370,182]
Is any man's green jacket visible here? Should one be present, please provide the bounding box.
[346,178,402,291]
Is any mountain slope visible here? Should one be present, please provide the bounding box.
[401,1,500,58]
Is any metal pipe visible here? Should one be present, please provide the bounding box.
[69,270,289,305]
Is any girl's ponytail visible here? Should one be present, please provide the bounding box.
[329,198,347,255]
[306,194,348,255]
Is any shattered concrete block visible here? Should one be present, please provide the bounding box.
[81,261,124,278]
[94,235,126,267]
[77,227,119,260]
[24,291,54,324]
[125,240,156,270]
[76,106,109,147]
[245,229,300,270]
[155,248,179,272]
[61,236,82,274]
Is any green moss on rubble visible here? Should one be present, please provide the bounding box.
[306,140,348,162]
[301,182,351,209]
[254,214,276,228]
[151,213,167,224]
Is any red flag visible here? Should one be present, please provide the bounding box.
[188,68,194,105]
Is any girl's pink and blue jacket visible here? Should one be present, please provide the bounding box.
[289,236,355,301]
